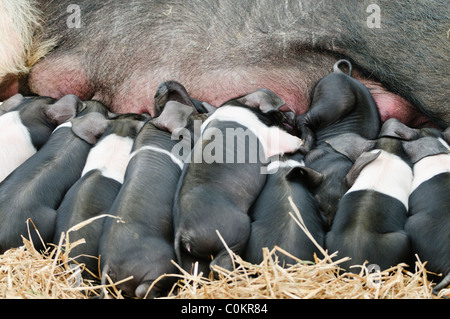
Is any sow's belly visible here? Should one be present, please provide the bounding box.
[3,0,446,128]
[28,56,433,129]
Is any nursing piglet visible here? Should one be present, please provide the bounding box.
[173,89,303,273]
[0,94,84,182]
[98,81,208,298]
[325,131,413,272]
[244,152,326,265]
[296,60,381,225]
[402,132,450,294]
[374,118,450,292]
[53,113,147,277]
[297,59,380,148]
[0,110,109,253]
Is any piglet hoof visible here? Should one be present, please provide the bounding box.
[67,263,83,288]
[210,254,236,279]
[154,82,169,117]
[297,144,310,155]
[90,288,114,299]
[135,282,160,299]
[333,59,352,76]
[432,274,450,298]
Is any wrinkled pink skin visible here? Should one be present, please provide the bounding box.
[0,49,433,129]
[19,59,433,129]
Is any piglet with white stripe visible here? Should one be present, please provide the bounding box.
[376,118,450,293]
[53,113,148,276]
[98,81,208,298]
[173,89,303,274]
[402,131,450,294]
[0,94,84,182]
[0,107,110,253]
[325,130,413,272]
[296,60,381,225]
[244,152,326,265]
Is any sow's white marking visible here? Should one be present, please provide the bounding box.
[347,150,413,209]
[200,106,303,158]
[411,153,450,193]
[0,111,36,182]
[129,145,184,170]
[82,134,134,184]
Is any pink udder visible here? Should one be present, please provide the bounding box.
[363,80,436,128]
[28,55,94,101]
[26,58,435,129]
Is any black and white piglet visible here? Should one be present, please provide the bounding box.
[380,118,450,293]
[173,89,303,274]
[296,60,381,225]
[325,130,413,272]
[0,107,109,253]
[297,59,380,149]
[244,152,326,265]
[98,81,208,298]
[399,128,450,294]
[0,94,84,182]
[53,113,148,276]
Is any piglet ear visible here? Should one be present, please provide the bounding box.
[402,137,449,164]
[325,133,375,162]
[296,115,315,152]
[0,93,24,114]
[286,166,323,188]
[235,88,286,113]
[151,101,195,134]
[443,127,450,145]
[71,112,110,145]
[333,59,353,76]
[379,118,419,140]
[77,100,109,117]
[154,81,197,117]
[45,94,84,125]
[199,101,217,114]
[133,118,147,134]
[345,151,381,188]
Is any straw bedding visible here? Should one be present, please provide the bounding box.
[0,203,448,299]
